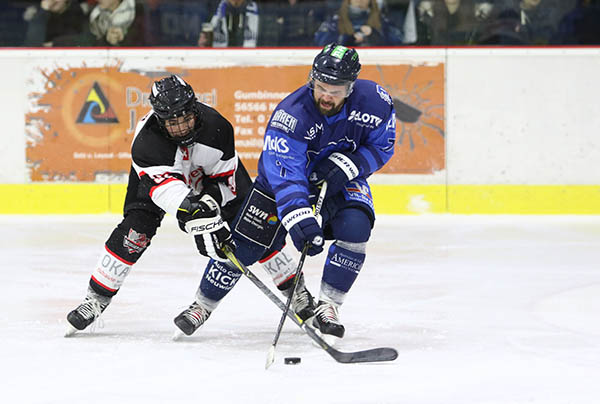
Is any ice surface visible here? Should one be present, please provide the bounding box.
[1,214,600,404]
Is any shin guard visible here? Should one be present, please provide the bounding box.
[259,247,298,288]
[89,209,159,297]
[199,260,243,307]
[321,240,366,305]
[90,245,134,297]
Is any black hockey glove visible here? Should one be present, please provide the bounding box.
[193,223,236,262]
[178,192,233,262]
[309,152,360,197]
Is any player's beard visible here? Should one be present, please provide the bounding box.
[315,97,344,117]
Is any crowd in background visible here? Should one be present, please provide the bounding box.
[1,0,599,47]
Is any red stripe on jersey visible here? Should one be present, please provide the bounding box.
[209,169,235,179]
[346,187,373,199]
[149,177,181,198]
[105,245,135,266]
[91,275,118,292]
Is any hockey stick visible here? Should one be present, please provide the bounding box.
[223,246,398,364]
[265,181,328,369]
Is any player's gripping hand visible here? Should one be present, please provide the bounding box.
[288,216,324,256]
[177,192,233,262]
[309,152,359,197]
[192,222,235,262]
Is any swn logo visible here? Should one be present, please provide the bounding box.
[76,82,119,124]
[348,110,382,127]
[263,134,289,153]
[248,205,269,220]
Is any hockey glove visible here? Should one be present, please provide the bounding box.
[193,222,235,262]
[286,213,324,256]
[309,152,360,197]
[178,192,233,262]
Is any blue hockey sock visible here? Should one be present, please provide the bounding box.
[198,259,243,309]
[321,241,366,305]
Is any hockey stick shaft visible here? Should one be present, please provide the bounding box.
[222,246,398,364]
[265,182,328,369]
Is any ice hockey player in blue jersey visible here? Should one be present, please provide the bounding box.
[177,43,397,341]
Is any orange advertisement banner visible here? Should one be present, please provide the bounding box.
[26,63,444,181]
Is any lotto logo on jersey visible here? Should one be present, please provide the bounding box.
[263,134,289,154]
[270,109,298,134]
[348,110,383,128]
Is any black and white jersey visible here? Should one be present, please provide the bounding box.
[131,102,240,217]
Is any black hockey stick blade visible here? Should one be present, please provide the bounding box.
[223,247,398,364]
[303,325,398,363]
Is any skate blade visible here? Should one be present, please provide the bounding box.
[172,329,186,341]
[64,324,78,337]
[306,320,342,347]
[318,331,341,347]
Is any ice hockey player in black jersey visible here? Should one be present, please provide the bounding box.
[65,75,311,336]
[186,44,397,342]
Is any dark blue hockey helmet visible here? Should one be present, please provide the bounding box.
[309,43,361,94]
[149,75,201,147]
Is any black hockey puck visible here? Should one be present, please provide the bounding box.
[284,357,301,365]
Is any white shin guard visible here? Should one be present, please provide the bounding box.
[91,245,133,293]
[259,246,298,287]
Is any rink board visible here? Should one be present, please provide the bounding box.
[1,48,600,214]
[1,184,599,214]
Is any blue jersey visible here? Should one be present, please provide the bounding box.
[255,79,396,220]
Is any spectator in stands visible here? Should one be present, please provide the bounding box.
[474,0,495,21]
[88,0,136,46]
[275,0,321,46]
[416,0,483,45]
[476,7,527,44]
[315,0,400,46]
[23,0,86,47]
[208,0,259,47]
[552,0,600,44]
[495,0,560,44]
[142,0,209,46]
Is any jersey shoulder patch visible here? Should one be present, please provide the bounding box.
[346,80,394,129]
[267,87,312,139]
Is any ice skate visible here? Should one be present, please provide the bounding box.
[312,300,345,344]
[173,301,212,337]
[280,273,316,322]
[65,289,111,336]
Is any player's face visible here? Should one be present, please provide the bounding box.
[164,113,195,138]
[312,80,347,116]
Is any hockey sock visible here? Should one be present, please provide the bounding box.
[89,209,160,297]
[199,259,243,305]
[90,245,134,297]
[258,246,298,289]
[320,240,366,305]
